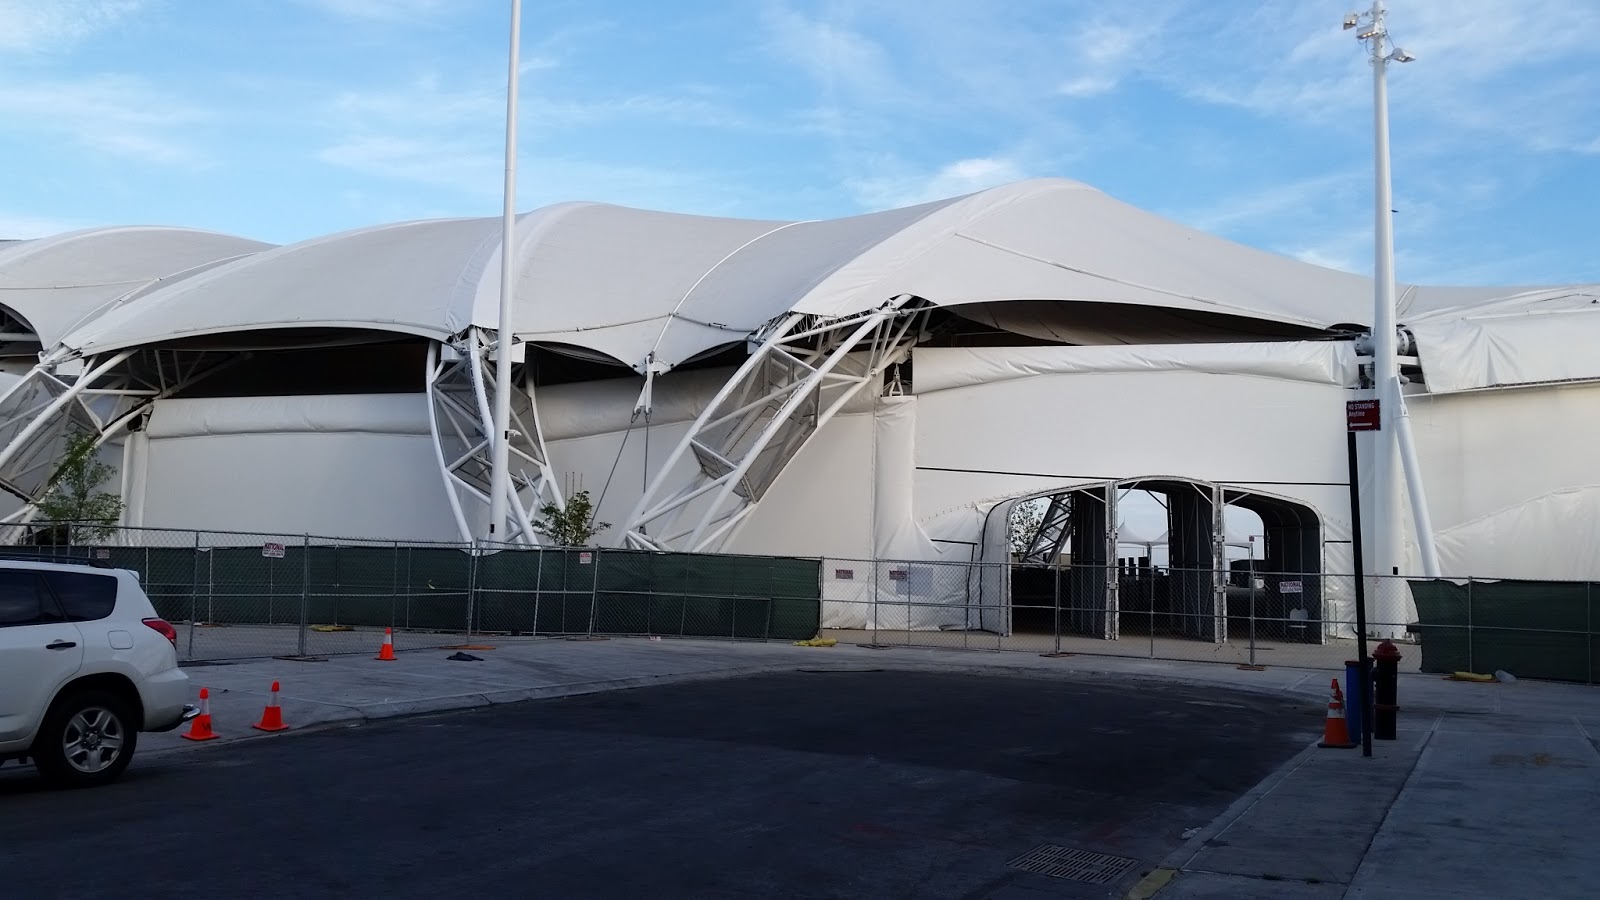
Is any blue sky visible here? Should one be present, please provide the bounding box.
[2,0,1596,285]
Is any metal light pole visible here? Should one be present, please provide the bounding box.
[1347,1,1415,636]
[486,0,522,541]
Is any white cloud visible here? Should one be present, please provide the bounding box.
[290,0,452,22]
[0,211,83,240]
[0,0,145,52]
[0,75,205,165]
[849,156,1028,210]
[1174,172,1357,234]
[318,136,499,196]
[1162,0,1600,153]
[1058,75,1115,98]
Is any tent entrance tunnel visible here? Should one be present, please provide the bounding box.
[1009,479,1323,644]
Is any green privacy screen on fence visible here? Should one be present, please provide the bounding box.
[1410,579,1599,683]
[89,545,822,642]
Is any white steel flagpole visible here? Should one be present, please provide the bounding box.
[486,0,522,541]
[1347,0,1418,635]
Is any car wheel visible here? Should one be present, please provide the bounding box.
[33,690,139,789]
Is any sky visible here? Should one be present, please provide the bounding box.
[1,0,1596,286]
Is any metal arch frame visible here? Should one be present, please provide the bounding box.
[623,295,925,553]
[0,348,244,539]
[425,329,560,545]
[1019,494,1072,564]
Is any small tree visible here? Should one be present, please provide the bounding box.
[532,489,610,547]
[38,432,124,544]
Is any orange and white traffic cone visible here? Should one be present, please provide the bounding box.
[252,681,290,733]
[1318,678,1356,749]
[375,627,397,661]
[181,687,218,742]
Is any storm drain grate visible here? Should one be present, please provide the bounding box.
[1007,845,1141,884]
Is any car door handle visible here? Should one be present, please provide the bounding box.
[46,640,78,650]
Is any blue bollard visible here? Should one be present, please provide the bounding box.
[1344,660,1367,744]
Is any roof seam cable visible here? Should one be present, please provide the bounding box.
[643,218,816,365]
[951,232,1324,328]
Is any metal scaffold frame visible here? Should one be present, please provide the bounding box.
[622,295,925,553]
[425,329,560,545]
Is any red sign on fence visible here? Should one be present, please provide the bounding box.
[1347,399,1381,431]
[261,542,286,559]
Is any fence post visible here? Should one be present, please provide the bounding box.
[587,548,601,637]
[1587,580,1592,686]
[871,558,880,645]
[403,545,413,630]
[1051,562,1062,655]
[1248,565,1258,668]
[1466,576,1474,675]
[763,559,775,642]
[298,535,309,658]
[466,544,479,637]
[391,541,400,631]
[187,530,199,658]
[532,544,543,636]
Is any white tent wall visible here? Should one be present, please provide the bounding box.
[131,394,460,543]
[1407,381,1600,580]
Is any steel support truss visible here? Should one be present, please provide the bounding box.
[0,348,244,541]
[623,295,926,553]
[425,329,560,545]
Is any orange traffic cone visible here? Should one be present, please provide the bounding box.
[252,681,290,733]
[181,687,218,742]
[1318,678,1356,749]
[375,627,397,661]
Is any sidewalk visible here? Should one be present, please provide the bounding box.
[145,637,1600,899]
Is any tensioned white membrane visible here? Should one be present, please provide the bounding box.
[145,393,431,438]
[46,178,1590,387]
[912,341,1357,394]
[137,394,456,541]
[1434,485,1600,581]
[0,226,270,348]
[1405,289,1600,393]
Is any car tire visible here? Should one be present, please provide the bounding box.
[32,690,139,789]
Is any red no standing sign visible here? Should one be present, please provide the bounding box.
[1347,399,1381,431]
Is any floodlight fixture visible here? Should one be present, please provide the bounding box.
[1343,13,1360,29]
[1357,27,1380,39]
[1390,48,1415,63]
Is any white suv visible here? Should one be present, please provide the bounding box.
[0,558,191,788]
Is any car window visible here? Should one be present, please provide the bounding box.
[43,571,118,622]
[0,570,57,627]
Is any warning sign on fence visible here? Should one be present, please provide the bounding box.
[1280,580,1303,594]
[579,551,593,565]
[261,542,286,559]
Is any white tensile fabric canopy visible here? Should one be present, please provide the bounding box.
[0,226,272,349]
[11,178,1596,396]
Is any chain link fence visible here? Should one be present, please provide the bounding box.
[820,559,1600,683]
[20,526,1595,682]
[20,525,823,662]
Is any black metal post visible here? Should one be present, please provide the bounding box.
[1347,430,1373,758]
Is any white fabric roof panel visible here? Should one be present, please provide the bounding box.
[43,178,1591,390]
[913,342,1357,395]
[1405,287,1600,393]
[66,217,506,353]
[786,180,1377,327]
[490,202,786,367]
[0,226,272,348]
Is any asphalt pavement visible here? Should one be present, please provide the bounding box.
[0,670,1317,900]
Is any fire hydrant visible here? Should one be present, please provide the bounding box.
[1373,639,1402,740]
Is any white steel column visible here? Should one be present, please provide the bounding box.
[487,0,522,541]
